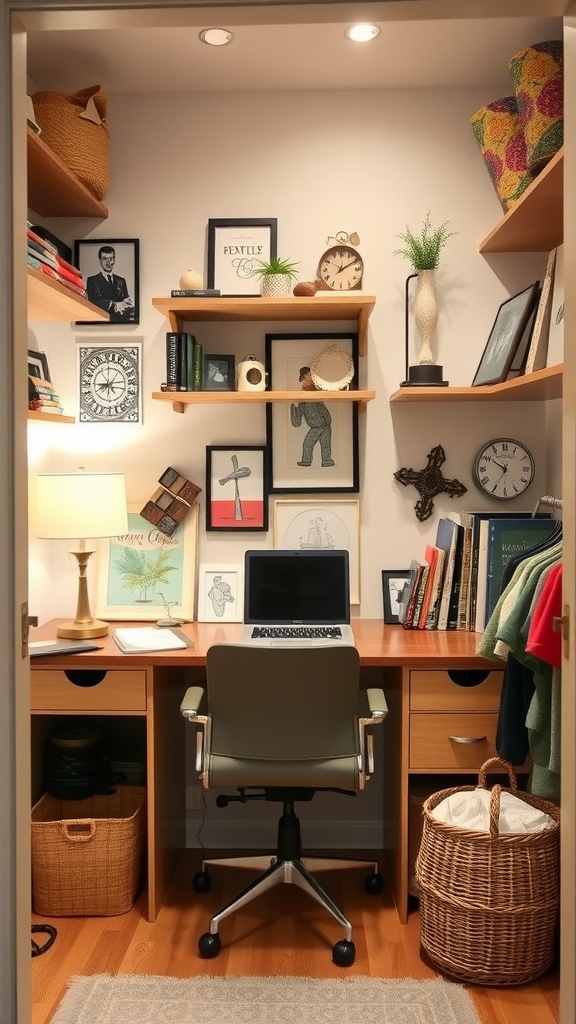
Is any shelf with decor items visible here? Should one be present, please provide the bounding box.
[151,294,376,357]
[27,126,109,219]
[389,364,562,404]
[27,410,75,424]
[479,147,563,254]
[152,388,375,414]
[27,267,109,323]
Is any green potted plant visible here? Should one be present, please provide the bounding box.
[393,211,457,271]
[251,256,300,297]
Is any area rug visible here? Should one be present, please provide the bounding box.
[50,974,482,1024]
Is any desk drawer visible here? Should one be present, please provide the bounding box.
[31,669,147,712]
[410,712,498,769]
[409,669,503,712]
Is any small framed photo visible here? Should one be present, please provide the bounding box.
[203,354,235,392]
[77,341,142,423]
[471,282,540,387]
[73,237,140,325]
[28,349,51,382]
[94,503,198,621]
[206,445,268,531]
[273,498,360,603]
[265,332,359,494]
[197,564,244,623]
[382,570,411,625]
[207,218,277,296]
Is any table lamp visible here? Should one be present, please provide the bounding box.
[36,469,128,639]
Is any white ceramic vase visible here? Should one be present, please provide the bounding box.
[261,274,292,298]
[414,269,437,365]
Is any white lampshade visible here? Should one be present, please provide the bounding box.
[36,471,128,540]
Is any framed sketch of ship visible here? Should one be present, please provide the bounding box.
[273,498,360,604]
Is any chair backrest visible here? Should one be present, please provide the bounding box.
[205,644,360,761]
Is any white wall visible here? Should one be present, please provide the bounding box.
[28,84,550,624]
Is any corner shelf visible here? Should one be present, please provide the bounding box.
[27,267,109,323]
[27,410,75,424]
[27,127,109,219]
[479,148,563,253]
[152,389,375,414]
[389,364,562,403]
[151,294,376,356]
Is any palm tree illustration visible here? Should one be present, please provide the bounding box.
[113,547,178,603]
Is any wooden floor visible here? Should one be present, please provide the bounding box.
[31,851,559,1024]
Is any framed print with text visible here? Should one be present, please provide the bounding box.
[274,498,360,603]
[206,445,268,531]
[207,218,277,296]
[95,503,198,621]
[74,237,140,325]
[197,563,244,623]
[265,332,359,493]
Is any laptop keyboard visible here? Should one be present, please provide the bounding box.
[250,626,343,639]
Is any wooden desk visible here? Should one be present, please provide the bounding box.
[30,619,505,923]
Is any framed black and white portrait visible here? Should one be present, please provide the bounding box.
[78,341,142,423]
[203,354,235,392]
[382,570,411,624]
[74,238,140,326]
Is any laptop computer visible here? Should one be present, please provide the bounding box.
[239,549,355,646]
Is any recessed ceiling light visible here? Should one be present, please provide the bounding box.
[344,23,381,43]
[198,27,234,47]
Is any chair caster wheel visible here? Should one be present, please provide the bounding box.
[365,872,384,895]
[198,932,221,958]
[332,940,355,967]
[192,870,211,893]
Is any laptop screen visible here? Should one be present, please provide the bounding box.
[244,549,350,625]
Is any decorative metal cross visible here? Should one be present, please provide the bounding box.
[394,444,467,522]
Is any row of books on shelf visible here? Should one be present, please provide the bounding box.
[26,223,86,299]
[165,332,203,392]
[399,510,557,632]
[28,374,64,415]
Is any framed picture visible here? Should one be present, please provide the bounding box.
[206,445,268,531]
[94,503,198,621]
[382,570,411,624]
[546,242,564,368]
[73,237,140,325]
[471,282,540,387]
[274,498,360,604]
[28,349,51,382]
[207,218,277,297]
[265,332,359,494]
[203,354,235,391]
[197,564,244,623]
[77,341,142,423]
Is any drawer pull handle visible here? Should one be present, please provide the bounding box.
[449,735,487,744]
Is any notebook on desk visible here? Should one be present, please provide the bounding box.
[239,549,355,646]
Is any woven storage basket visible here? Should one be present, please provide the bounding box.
[509,40,563,173]
[31,85,110,201]
[31,785,146,917]
[416,758,559,986]
[470,96,535,212]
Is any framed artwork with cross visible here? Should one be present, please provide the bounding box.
[206,445,269,531]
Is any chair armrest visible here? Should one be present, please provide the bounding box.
[366,688,388,720]
[180,686,205,720]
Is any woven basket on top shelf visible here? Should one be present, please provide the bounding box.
[416,757,559,986]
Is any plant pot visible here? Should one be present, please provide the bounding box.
[261,274,292,298]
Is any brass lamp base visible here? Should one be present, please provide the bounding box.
[57,618,110,639]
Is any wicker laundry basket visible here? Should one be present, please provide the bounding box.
[416,758,559,986]
[31,85,110,200]
[31,785,146,917]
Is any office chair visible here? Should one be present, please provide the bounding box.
[180,643,388,966]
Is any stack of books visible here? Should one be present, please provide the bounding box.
[399,510,557,632]
[165,331,203,392]
[26,223,86,298]
[28,374,64,415]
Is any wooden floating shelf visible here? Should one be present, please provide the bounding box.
[479,148,563,253]
[152,389,376,414]
[389,365,562,403]
[152,294,376,356]
[27,267,109,323]
[27,411,75,424]
[27,127,109,219]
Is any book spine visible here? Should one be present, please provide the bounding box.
[170,289,220,297]
[166,332,179,390]
[193,340,203,391]
[176,333,188,391]
[412,565,430,629]
[404,566,424,629]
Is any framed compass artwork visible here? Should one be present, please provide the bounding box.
[78,341,142,423]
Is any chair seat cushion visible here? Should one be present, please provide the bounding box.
[209,754,359,789]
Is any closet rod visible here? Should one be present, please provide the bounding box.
[532,494,563,516]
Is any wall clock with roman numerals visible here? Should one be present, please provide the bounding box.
[472,437,535,500]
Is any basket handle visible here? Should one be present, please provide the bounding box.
[60,819,96,843]
[477,756,517,791]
